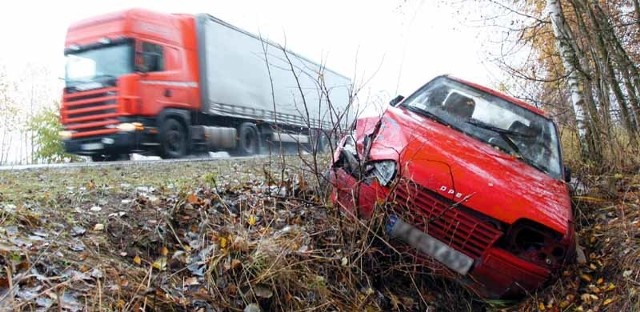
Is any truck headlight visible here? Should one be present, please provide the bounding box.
[372,160,397,186]
[116,123,143,132]
[59,130,74,140]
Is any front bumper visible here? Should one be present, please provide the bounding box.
[63,131,154,155]
[328,166,554,299]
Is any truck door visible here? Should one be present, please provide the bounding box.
[136,41,192,115]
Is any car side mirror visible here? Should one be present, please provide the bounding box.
[389,95,405,107]
[564,166,572,183]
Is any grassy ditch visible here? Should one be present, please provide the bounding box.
[0,156,638,311]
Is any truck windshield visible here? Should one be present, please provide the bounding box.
[65,42,134,86]
[400,77,563,179]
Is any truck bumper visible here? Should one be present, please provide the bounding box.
[63,131,154,156]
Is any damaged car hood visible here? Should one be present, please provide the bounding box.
[368,106,572,235]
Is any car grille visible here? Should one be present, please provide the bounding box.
[62,87,119,138]
[391,180,502,259]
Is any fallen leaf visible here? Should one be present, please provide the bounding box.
[71,226,86,237]
[253,285,273,299]
[603,298,614,306]
[152,257,167,271]
[580,274,592,283]
[231,259,242,270]
[116,299,125,309]
[185,277,199,286]
[36,297,53,309]
[244,303,261,312]
[605,283,616,291]
[220,237,228,249]
[187,193,198,204]
[91,268,104,279]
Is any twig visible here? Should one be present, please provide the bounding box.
[142,265,153,311]
[4,266,14,310]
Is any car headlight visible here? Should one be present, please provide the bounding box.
[500,220,572,268]
[372,160,397,186]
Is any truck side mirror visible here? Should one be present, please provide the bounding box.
[389,95,404,107]
[564,166,572,183]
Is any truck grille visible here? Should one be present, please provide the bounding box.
[62,87,119,138]
[391,181,502,259]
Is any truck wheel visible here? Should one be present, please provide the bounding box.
[160,118,187,158]
[231,123,259,156]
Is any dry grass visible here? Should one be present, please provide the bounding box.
[0,154,639,311]
[559,126,640,173]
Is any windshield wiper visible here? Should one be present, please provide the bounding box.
[467,119,523,156]
[93,74,117,81]
[403,105,450,127]
[467,119,550,174]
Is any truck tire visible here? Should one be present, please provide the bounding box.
[160,118,188,158]
[231,123,259,156]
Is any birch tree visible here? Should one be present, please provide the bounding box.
[546,0,598,160]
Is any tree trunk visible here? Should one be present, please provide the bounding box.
[547,0,599,161]
[591,1,640,145]
[582,2,637,143]
[633,0,640,28]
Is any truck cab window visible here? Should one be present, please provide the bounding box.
[140,42,164,72]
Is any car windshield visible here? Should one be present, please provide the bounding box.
[400,77,563,179]
[65,42,134,86]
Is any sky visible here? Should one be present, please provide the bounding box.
[0,0,499,106]
[0,0,506,164]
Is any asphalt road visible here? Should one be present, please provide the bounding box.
[0,153,271,171]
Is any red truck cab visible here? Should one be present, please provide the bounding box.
[329,75,575,299]
[60,9,199,160]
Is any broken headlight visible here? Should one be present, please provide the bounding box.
[501,220,569,268]
[371,160,397,186]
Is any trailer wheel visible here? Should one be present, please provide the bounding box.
[160,118,187,158]
[231,123,259,156]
